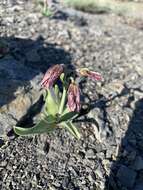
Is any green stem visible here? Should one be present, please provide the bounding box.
[61,122,81,139]
[44,0,48,12]
[59,87,66,115]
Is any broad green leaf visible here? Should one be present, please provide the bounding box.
[45,89,59,116]
[59,112,78,122]
[43,90,48,101]
[58,86,67,115]
[62,122,81,139]
[62,107,69,115]
[14,118,57,136]
[41,113,56,124]
[42,10,53,17]
[60,73,65,83]
[54,84,60,105]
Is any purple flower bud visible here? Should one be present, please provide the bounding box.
[41,64,64,89]
[67,82,81,112]
[78,68,102,81]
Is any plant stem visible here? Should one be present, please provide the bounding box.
[59,87,66,115]
[44,0,48,12]
[62,122,81,139]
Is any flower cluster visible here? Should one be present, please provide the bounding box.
[41,64,102,112]
[14,64,102,139]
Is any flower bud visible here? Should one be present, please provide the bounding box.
[67,82,81,112]
[78,68,102,81]
[41,64,64,89]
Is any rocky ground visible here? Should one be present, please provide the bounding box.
[0,0,143,190]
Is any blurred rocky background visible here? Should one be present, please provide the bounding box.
[0,0,143,189]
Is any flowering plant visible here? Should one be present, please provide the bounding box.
[37,0,53,17]
[14,64,102,139]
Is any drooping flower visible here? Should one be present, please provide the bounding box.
[41,64,64,89]
[67,82,81,112]
[77,68,102,81]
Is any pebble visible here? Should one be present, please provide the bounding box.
[95,167,103,179]
[86,149,95,159]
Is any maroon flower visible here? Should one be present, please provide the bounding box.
[78,68,102,81]
[67,82,81,112]
[41,64,64,89]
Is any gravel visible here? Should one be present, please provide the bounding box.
[0,0,143,190]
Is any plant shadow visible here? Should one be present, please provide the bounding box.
[75,83,130,134]
[105,99,143,190]
[0,35,72,138]
[75,82,143,189]
[0,35,72,108]
[104,98,143,190]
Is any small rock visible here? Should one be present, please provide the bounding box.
[96,152,105,160]
[117,165,137,188]
[86,149,95,158]
[106,148,113,159]
[53,181,61,188]
[103,80,124,95]
[62,177,69,189]
[87,174,93,182]
[0,161,7,167]
[94,167,103,179]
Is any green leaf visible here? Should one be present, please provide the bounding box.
[14,117,57,136]
[62,107,69,115]
[45,89,59,116]
[41,114,56,124]
[58,86,67,115]
[42,9,53,17]
[54,84,60,105]
[43,90,48,101]
[62,122,81,139]
[59,112,78,122]
[60,73,65,83]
